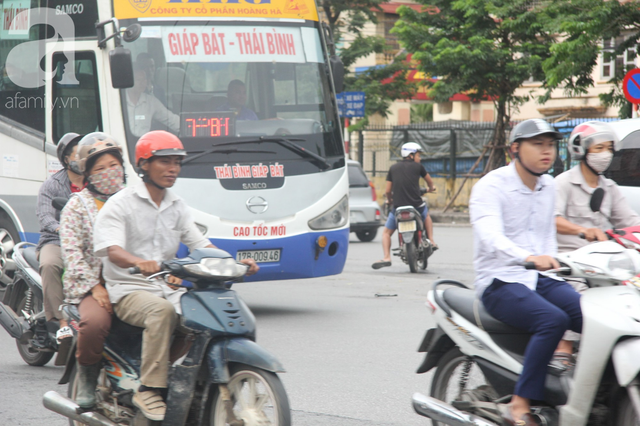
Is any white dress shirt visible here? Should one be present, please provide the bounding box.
[93,182,210,313]
[470,162,559,297]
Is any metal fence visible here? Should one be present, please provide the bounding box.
[350,118,621,179]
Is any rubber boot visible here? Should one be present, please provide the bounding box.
[76,363,100,409]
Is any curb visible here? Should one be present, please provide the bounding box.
[430,210,470,224]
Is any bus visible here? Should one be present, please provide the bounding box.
[0,0,348,283]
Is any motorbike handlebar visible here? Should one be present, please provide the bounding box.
[524,262,536,270]
[128,266,140,274]
[578,232,586,239]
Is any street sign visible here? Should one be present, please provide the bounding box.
[623,69,640,104]
[337,91,365,117]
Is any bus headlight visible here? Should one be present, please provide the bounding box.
[308,196,349,230]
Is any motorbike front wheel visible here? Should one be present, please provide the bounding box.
[15,291,53,366]
[429,347,494,426]
[210,364,291,426]
[406,241,417,273]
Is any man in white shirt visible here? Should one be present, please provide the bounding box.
[470,119,582,426]
[93,131,257,421]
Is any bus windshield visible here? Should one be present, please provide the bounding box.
[121,21,343,177]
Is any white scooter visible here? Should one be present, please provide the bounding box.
[413,238,640,426]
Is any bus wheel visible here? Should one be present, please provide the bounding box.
[0,215,20,286]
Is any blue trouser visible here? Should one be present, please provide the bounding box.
[481,276,582,401]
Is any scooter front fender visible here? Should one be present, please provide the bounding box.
[612,337,640,386]
[208,338,285,384]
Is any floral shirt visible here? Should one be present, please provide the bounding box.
[60,188,102,304]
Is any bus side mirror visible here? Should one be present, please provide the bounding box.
[330,55,344,94]
[110,47,134,89]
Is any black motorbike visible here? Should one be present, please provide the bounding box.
[43,247,291,426]
[392,205,433,273]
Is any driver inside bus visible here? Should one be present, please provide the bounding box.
[126,64,180,137]
[215,79,258,121]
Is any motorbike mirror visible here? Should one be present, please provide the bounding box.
[52,197,68,211]
[590,187,605,213]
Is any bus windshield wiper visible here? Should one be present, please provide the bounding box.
[212,136,332,170]
[182,148,276,165]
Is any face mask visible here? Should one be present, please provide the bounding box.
[88,166,125,195]
[586,151,613,174]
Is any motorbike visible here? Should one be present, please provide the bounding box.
[392,197,434,273]
[43,247,291,426]
[0,196,71,366]
[412,233,640,426]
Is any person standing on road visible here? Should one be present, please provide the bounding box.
[36,132,85,348]
[60,132,126,409]
[93,130,259,421]
[552,121,640,365]
[470,119,582,426]
[372,142,436,270]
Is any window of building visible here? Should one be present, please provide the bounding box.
[601,37,636,80]
[51,51,102,143]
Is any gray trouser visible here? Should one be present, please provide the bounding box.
[563,278,588,341]
[114,290,178,388]
[38,244,64,322]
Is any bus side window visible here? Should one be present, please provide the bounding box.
[52,52,103,142]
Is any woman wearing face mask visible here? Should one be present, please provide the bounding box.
[552,121,640,368]
[59,132,126,409]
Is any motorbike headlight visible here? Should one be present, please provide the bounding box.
[608,252,637,280]
[308,196,349,230]
[183,258,248,280]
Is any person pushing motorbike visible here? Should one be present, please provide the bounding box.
[93,131,258,421]
[372,142,436,270]
[470,119,582,426]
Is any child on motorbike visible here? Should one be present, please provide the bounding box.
[59,132,126,409]
[470,119,582,426]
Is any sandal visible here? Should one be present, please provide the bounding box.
[549,352,575,371]
[372,260,392,270]
[56,326,73,344]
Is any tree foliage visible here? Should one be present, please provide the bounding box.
[318,0,416,129]
[542,0,640,118]
[393,0,556,170]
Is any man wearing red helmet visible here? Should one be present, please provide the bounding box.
[93,130,257,421]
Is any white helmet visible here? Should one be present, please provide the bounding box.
[569,121,619,161]
[401,142,424,158]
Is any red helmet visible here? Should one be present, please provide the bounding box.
[135,131,186,166]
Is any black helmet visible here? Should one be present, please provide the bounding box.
[509,119,562,144]
[56,133,83,168]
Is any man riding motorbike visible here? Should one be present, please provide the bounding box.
[36,132,85,348]
[59,132,126,409]
[372,142,436,269]
[553,121,640,364]
[93,130,258,421]
[470,119,582,426]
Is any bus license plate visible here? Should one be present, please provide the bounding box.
[237,249,281,263]
[398,221,416,233]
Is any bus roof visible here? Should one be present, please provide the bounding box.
[114,0,318,22]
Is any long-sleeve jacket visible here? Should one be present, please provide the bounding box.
[36,170,72,251]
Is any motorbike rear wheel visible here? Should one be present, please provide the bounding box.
[15,291,53,366]
[210,364,291,426]
[417,242,430,270]
[429,347,494,426]
[406,241,418,273]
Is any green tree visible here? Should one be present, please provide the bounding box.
[411,103,434,123]
[393,0,556,170]
[542,0,639,118]
[318,0,417,129]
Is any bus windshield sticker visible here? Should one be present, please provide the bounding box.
[162,26,305,64]
[113,0,319,22]
[214,163,285,180]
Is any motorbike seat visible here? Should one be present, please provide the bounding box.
[22,246,39,270]
[443,287,529,334]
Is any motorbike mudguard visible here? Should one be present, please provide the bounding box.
[58,342,77,385]
[416,326,455,374]
[612,337,640,386]
[207,337,285,384]
[401,232,415,244]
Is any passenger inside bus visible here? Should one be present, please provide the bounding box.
[215,79,258,121]
[126,64,180,137]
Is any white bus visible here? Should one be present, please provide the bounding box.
[0,0,348,283]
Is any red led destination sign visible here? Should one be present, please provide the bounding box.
[180,112,236,138]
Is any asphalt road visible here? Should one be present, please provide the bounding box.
[0,225,474,426]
